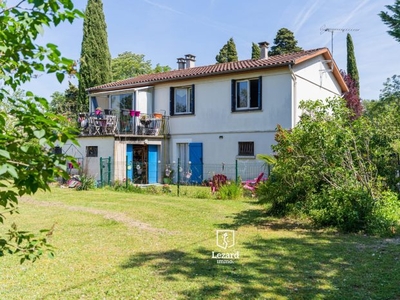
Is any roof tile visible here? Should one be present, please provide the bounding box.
[88,48,328,92]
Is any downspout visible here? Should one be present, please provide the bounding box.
[289,63,297,128]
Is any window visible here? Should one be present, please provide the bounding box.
[231,77,262,111]
[170,85,195,116]
[238,142,254,156]
[86,146,98,157]
[53,146,62,154]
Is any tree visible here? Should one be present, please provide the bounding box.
[111,52,171,81]
[340,70,362,118]
[257,98,400,235]
[346,34,360,95]
[0,1,82,262]
[216,37,238,63]
[251,42,260,60]
[379,0,400,43]
[77,0,112,112]
[268,28,303,56]
[50,82,79,119]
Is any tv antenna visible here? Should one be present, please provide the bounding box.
[320,25,359,56]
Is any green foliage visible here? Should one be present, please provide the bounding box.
[251,42,260,60]
[346,34,360,95]
[49,82,79,119]
[217,182,243,200]
[111,52,171,81]
[110,181,144,193]
[216,37,238,63]
[0,223,56,264]
[379,0,400,43]
[268,28,303,56]
[257,97,400,235]
[77,0,112,110]
[0,0,82,262]
[76,174,96,191]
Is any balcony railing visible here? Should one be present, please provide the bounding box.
[78,111,169,137]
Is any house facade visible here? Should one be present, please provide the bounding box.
[64,44,347,185]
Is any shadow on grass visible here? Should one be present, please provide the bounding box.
[217,206,315,232]
[120,233,400,299]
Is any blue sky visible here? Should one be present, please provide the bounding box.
[20,0,399,101]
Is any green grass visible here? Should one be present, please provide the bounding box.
[1,186,400,299]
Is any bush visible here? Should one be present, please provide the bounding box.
[217,181,243,200]
[76,174,96,191]
[257,97,400,235]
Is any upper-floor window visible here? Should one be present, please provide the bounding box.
[170,85,195,116]
[231,77,262,112]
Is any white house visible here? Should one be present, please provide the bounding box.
[64,44,348,185]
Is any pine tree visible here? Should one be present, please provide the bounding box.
[269,28,303,56]
[346,34,360,95]
[216,38,238,63]
[379,0,400,43]
[78,0,112,112]
[251,42,260,59]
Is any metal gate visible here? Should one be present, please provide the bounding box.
[100,156,112,187]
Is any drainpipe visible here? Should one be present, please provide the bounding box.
[289,64,297,128]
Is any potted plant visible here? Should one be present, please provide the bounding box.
[140,114,151,127]
[163,166,174,184]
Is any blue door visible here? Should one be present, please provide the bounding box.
[148,145,158,183]
[189,143,203,184]
[126,144,133,181]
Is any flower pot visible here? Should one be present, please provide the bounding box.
[153,113,163,119]
[135,111,140,117]
[130,110,136,117]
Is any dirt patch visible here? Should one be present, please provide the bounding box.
[20,197,173,234]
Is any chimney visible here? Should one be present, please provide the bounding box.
[184,54,196,68]
[177,57,186,70]
[258,41,269,59]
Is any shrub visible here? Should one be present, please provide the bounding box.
[257,97,400,235]
[217,181,243,200]
[76,174,96,191]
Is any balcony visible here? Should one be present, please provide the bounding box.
[78,110,170,137]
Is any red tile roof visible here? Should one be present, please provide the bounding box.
[88,47,347,93]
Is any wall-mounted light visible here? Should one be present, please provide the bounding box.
[219,136,223,139]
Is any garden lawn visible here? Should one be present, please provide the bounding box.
[0,186,399,299]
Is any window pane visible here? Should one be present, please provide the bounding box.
[237,81,248,108]
[175,88,188,113]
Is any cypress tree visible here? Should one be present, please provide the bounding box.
[251,42,261,59]
[216,37,238,63]
[346,34,360,96]
[77,0,112,111]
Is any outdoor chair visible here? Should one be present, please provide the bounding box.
[242,172,265,196]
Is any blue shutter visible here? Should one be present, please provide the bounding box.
[148,145,158,183]
[189,143,203,184]
[126,144,133,181]
[91,96,98,113]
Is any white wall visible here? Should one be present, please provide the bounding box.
[64,136,115,181]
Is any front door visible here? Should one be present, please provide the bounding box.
[133,145,148,184]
